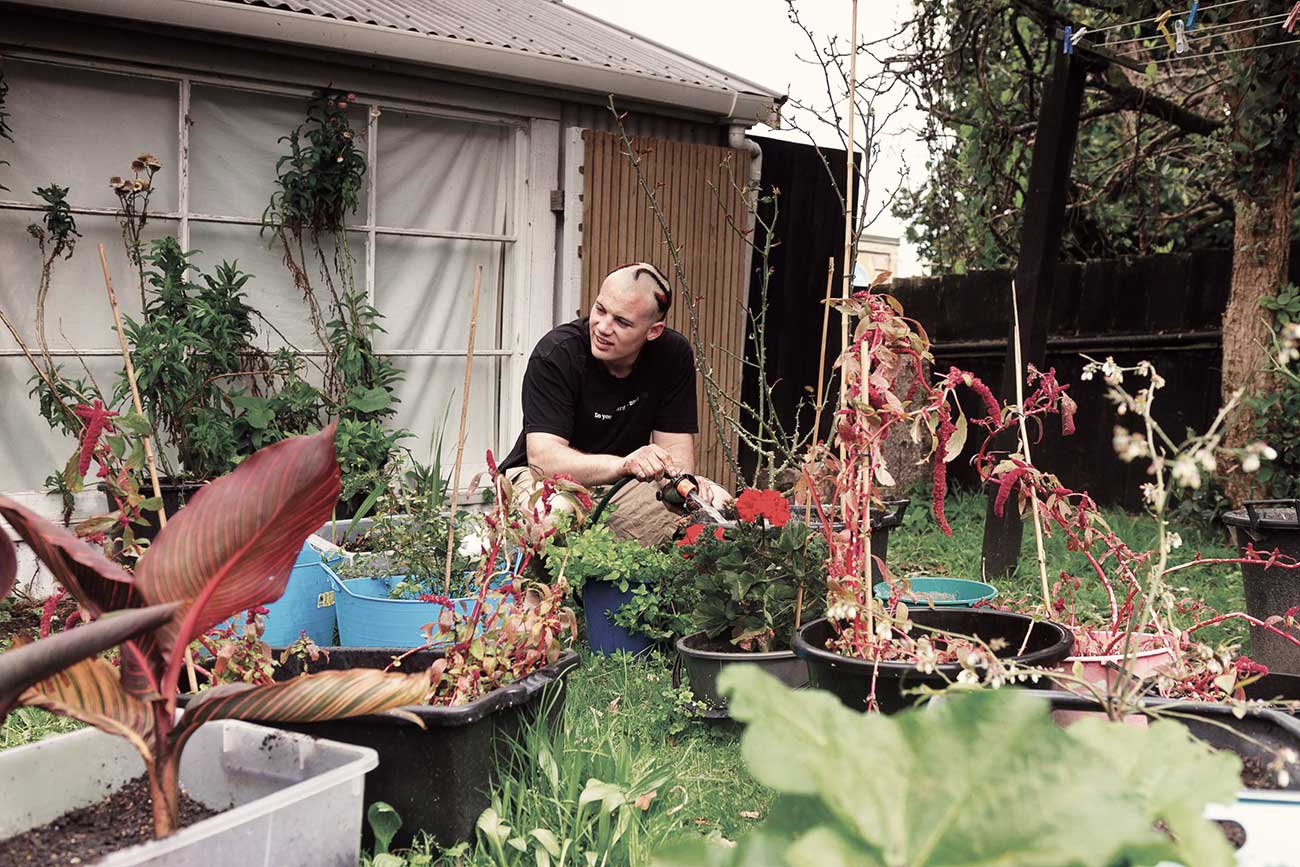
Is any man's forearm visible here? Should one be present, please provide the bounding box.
[527,441,625,486]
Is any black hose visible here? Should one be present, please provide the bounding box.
[590,475,636,525]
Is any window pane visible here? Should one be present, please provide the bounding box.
[0,59,178,211]
[375,110,513,235]
[373,237,504,352]
[1,355,127,492]
[388,356,499,478]
[0,210,176,352]
[187,223,366,353]
[189,85,369,223]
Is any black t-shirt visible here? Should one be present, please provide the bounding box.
[500,318,698,471]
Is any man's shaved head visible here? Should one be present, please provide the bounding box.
[605,262,671,322]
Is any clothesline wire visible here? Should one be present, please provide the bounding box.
[1082,0,1253,35]
[1132,33,1300,64]
[1097,9,1288,48]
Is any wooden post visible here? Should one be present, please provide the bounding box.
[980,48,1090,579]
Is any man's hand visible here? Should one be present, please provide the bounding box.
[620,444,677,482]
[696,479,733,509]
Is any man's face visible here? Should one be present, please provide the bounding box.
[589,273,665,369]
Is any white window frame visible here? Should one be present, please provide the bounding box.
[0,50,550,466]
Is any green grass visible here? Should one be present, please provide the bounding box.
[0,707,82,751]
[888,489,1247,644]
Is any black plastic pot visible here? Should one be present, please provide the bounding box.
[1223,500,1300,674]
[1043,689,1300,788]
[675,631,807,713]
[790,498,909,581]
[182,647,578,849]
[100,479,204,540]
[1243,672,1300,712]
[793,610,1074,714]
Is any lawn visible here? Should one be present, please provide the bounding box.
[2,489,1254,865]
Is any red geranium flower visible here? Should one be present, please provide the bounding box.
[735,488,790,527]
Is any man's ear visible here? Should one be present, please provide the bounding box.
[646,321,666,341]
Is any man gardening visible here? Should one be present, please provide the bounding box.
[499,262,730,546]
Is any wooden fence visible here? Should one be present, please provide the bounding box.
[580,130,753,489]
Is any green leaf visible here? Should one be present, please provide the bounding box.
[230,394,275,430]
[348,386,393,414]
[116,412,153,436]
[62,452,83,494]
[367,801,403,855]
[371,855,406,867]
[707,667,1236,867]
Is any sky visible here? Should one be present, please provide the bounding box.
[565,0,927,274]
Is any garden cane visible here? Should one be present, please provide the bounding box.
[98,243,199,693]
[444,264,482,595]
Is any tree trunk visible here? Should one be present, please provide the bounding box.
[1221,155,1294,506]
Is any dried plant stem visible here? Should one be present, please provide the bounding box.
[796,257,838,631]
[444,265,483,595]
[0,304,82,433]
[99,243,197,693]
[1009,281,1051,612]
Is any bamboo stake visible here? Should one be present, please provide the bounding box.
[98,244,197,693]
[444,265,483,595]
[795,258,838,631]
[1009,280,1052,612]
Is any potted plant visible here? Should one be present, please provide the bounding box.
[792,279,1075,713]
[185,454,583,850]
[321,463,581,648]
[673,487,826,712]
[0,425,434,865]
[543,522,683,655]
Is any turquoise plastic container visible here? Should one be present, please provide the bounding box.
[328,564,512,649]
[873,577,998,608]
[224,541,337,646]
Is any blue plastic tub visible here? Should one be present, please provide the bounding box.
[328,566,510,649]
[873,576,999,608]
[223,541,337,646]
[582,580,653,656]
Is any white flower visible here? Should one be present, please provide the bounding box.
[956,668,980,685]
[1243,453,1261,473]
[1101,357,1123,386]
[458,532,489,559]
[1171,454,1202,489]
[1164,532,1183,552]
[1195,449,1217,473]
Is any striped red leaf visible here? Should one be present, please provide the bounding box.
[20,647,156,762]
[0,497,136,615]
[0,498,162,697]
[172,668,429,752]
[135,424,340,685]
[0,603,179,721]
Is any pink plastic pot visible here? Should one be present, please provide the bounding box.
[1052,629,1175,720]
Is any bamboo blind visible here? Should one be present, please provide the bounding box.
[579,130,752,490]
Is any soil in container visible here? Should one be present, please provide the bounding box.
[0,776,215,867]
[0,595,78,646]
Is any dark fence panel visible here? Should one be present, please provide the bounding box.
[889,244,1300,507]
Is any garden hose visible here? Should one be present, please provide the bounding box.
[589,475,636,525]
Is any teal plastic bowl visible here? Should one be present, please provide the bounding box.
[873,577,998,607]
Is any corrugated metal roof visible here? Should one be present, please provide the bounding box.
[218,0,779,98]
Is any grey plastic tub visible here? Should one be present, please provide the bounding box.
[0,720,377,866]
[676,631,808,714]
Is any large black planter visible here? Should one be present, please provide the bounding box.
[183,647,578,849]
[788,498,909,581]
[1243,672,1300,712]
[676,631,807,713]
[793,610,1074,714]
[1224,501,1300,674]
[100,479,204,540]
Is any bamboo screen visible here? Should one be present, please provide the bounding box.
[579,130,753,490]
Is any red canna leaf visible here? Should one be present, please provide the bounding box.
[136,425,340,688]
